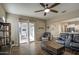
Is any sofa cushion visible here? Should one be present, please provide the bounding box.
[65,35,72,47]
[70,42,79,48]
[73,35,79,43]
[58,37,65,41]
[56,40,65,45]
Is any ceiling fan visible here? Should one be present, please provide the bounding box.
[34,3,60,16]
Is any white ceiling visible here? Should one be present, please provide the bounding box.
[3,3,79,20]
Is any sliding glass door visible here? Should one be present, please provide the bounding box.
[19,22,35,44]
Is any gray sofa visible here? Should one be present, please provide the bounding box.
[56,33,69,45]
[57,33,79,51]
[70,34,79,51]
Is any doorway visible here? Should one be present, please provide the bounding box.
[19,22,35,44]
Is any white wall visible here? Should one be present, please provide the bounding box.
[0,4,6,20]
[0,4,6,37]
[46,23,62,37]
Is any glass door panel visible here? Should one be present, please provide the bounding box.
[29,23,35,42]
[19,22,28,43]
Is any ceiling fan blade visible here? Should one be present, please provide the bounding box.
[49,3,60,8]
[50,9,58,13]
[40,3,45,8]
[34,10,44,12]
[46,4,48,7]
[44,12,46,16]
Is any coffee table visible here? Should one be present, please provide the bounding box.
[41,40,65,55]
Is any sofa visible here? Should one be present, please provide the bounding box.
[56,33,79,51]
[70,34,79,51]
[56,33,69,45]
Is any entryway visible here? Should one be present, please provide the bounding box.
[19,21,35,44]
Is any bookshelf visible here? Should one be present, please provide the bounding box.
[0,22,11,48]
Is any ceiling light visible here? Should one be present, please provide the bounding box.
[44,9,50,13]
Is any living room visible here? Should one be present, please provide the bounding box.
[0,3,79,55]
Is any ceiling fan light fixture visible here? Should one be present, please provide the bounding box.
[44,9,50,13]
